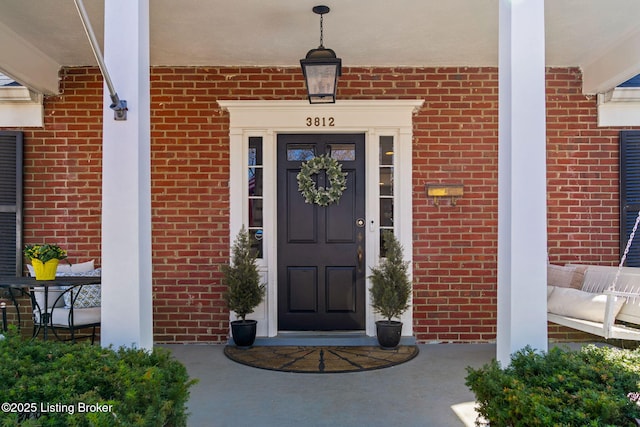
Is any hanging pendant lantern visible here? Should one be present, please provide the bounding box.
[300,5,342,104]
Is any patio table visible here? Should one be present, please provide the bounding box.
[0,276,101,340]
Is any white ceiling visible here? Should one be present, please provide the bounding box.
[1,0,640,94]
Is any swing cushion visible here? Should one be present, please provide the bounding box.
[547,287,625,323]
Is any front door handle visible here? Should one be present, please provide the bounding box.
[357,246,363,272]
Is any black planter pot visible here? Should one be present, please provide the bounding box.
[375,320,403,349]
[231,320,258,348]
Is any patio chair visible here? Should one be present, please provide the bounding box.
[30,262,101,344]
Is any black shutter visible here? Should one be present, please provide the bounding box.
[620,130,640,267]
[0,131,22,276]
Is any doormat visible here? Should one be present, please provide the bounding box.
[224,345,419,373]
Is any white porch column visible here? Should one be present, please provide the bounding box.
[497,0,548,365]
[100,1,152,350]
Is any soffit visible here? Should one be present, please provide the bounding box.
[0,0,639,93]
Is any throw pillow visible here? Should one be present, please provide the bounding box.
[58,268,101,308]
[70,259,95,273]
[547,264,584,289]
[64,284,101,308]
[56,263,73,274]
[547,287,625,323]
[569,265,588,289]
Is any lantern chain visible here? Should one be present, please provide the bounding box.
[319,13,324,48]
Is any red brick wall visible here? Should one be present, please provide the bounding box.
[22,68,103,262]
[7,66,627,343]
[411,68,500,342]
[546,68,621,264]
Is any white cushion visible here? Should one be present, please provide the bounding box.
[50,306,100,327]
[32,286,66,309]
[547,285,555,298]
[32,286,66,323]
[547,287,625,323]
[619,299,640,325]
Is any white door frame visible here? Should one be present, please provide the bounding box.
[219,100,423,338]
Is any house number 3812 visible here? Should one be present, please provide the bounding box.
[306,117,335,127]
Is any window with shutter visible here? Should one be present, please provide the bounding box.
[620,130,640,267]
[0,131,22,276]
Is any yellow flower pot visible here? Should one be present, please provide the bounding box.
[31,259,59,281]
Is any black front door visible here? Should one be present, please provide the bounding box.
[277,134,365,330]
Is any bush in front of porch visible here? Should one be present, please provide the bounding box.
[0,329,197,426]
[466,345,640,426]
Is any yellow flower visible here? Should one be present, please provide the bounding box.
[23,244,68,263]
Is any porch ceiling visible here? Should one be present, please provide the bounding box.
[1,0,639,95]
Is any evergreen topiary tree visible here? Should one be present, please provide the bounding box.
[222,226,265,322]
[369,230,411,323]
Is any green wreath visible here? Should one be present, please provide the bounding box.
[297,154,348,206]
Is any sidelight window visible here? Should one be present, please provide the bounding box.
[248,137,264,258]
[379,136,394,254]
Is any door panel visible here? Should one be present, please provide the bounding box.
[288,267,317,312]
[326,267,356,312]
[326,170,357,243]
[286,170,317,242]
[277,134,365,331]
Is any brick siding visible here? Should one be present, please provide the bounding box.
[6,66,626,343]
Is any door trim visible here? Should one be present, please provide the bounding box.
[220,100,423,338]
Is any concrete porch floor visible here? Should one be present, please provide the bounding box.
[163,343,496,427]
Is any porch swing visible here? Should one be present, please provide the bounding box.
[547,209,640,341]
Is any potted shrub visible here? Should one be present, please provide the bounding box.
[369,230,412,349]
[222,226,265,348]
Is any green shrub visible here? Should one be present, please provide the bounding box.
[369,230,411,322]
[222,226,265,321]
[466,345,640,427]
[0,329,197,426]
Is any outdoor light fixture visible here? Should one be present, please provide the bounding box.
[426,183,465,206]
[300,5,342,104]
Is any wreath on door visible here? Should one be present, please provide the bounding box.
[297,154,348,206]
